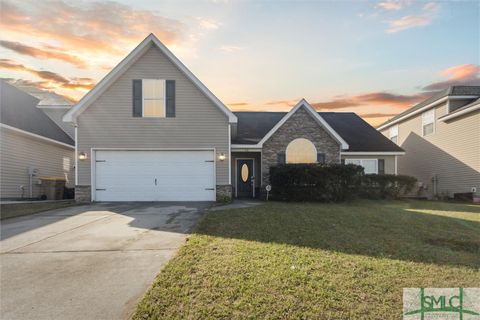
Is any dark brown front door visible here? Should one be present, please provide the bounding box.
[237,159,254,198]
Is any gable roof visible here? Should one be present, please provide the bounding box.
[63,34,237,123]
[233,110,403,153]
[255,99,349,149]
[1,81,74,146]
[377,86,480,130]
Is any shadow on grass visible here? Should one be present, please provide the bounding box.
[194,200,480,269]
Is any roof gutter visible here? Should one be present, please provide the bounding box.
[439,103,480,121]
[377,95,478,131]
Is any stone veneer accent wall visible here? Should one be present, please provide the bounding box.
[261,107,341,185]
[216,184,232,201]
[75,185,91,203]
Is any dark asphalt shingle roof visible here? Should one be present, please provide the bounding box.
[379,86,480,127]
[1,81,74,146]
[233,111,403,152]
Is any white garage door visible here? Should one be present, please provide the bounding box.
[94,150,215,201]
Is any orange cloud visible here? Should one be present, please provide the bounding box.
[424,64,480,90]
[312,92,427,111]
[0,59,96,93]
[0,0,186,57]
[0,40,88,68]
[440,64,480,81]
[227,102,250,107]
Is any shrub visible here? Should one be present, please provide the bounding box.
[361,174,417,199]
[269,164,417,202]
[269,164,364,202]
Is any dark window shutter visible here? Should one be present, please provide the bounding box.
[166,80,175,117]
[132,79,142,117]
[341,159,345,165]
[277,152,286,164]
[317,153,325,164]
[378,159,385,175]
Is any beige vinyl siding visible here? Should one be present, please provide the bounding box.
[340,155,396,174]
[77,45,229,186]
[380,102,480,198]
[0,127,74,198]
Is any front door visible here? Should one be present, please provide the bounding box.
[236,159,254,198]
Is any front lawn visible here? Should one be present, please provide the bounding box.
[133,200,480,319]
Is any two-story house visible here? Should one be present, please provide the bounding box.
[378,86,480,202]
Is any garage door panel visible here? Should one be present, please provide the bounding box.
[94,150,215,201]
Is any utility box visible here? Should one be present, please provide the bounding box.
[39,177,66,200]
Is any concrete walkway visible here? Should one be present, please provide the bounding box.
[0,202,210,320]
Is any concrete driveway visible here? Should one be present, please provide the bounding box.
[0,202,210,320]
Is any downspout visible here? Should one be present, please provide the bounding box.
[228,124,231,185]
[74,124,78,186]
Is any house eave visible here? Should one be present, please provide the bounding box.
[377,95,478,131]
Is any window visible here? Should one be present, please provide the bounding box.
[345,159,378,174]
[143,79,165,117]
[422,109,434,136]
[389,125,398,144]
[286,138,317,164]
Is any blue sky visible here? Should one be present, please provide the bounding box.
[1,0,479,125]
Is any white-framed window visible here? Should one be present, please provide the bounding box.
[422,109,435,136]
[389,125,398,144]
[286,138,317,164]
[345,159,378,174]
[143,79,166,117]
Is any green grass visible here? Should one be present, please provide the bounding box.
[0,200,76,220]
[133,200,480,320]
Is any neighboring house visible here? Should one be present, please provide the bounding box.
[378,86,480,201]
[63,34,403,202]
[0,81,75,199]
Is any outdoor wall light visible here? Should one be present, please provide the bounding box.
[78,152,88,161]
[218,153,226,161]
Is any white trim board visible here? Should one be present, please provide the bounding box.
[1,123,75,149]
[377,95,478,131]
[63,34,237,124]
[341,151,405,155]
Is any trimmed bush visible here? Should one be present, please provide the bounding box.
[361,174,417,199]
[269,164,417,202]
[269,164,364,202]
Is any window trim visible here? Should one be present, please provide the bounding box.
[421,109,435,136]
[142,79,166,118]
[285,138,318,164]
[345,158,379,174]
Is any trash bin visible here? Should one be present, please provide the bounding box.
[39,177,66,200]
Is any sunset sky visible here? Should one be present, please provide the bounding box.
[1,0,479,126]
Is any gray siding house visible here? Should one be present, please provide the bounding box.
[63,34,404,202]
[0,81,75,199]
[378,87,480,202]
